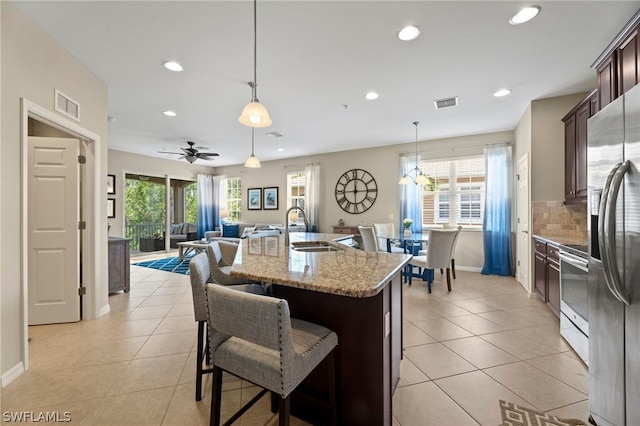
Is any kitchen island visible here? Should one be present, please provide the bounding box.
[230,233,412,425]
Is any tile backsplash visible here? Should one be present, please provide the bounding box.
[532,201,588,244]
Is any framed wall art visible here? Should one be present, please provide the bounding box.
[247,188,262,210]
[107,174,116,195]
[263,187,279,210]
[107,198,116,218]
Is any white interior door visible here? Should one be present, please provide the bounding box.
[28,136,80,325]
[516,153,530,290]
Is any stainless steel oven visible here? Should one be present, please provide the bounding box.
[559,245,589,365]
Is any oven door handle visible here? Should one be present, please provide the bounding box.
[559,252,588,273]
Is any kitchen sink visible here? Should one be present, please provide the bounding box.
[290,241,344,252]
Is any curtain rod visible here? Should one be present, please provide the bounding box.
[398,140,514,157]
[282,162,321,170]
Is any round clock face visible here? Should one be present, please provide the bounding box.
[335,168,378,214]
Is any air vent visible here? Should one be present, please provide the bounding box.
[265,131,283,138]
[55,89,80,121]
[434,96,458,109]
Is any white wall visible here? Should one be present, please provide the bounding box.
[1,3,108,379]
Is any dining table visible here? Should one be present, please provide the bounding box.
[380,233,430,282]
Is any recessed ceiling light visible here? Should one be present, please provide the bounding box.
[493,89,511,97]
[398,25,420,41]
[509,6,541,25]
[163,110,177,117]
[163,61,183,72]
[365,92,379,100]
[277,148,284,152]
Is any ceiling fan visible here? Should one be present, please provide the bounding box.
[157,141,219,163]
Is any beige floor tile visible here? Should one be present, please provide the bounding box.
[166,303,195,317]
[90,318,162,340]
[442,336,518,369]
[85,386,174,425]
[135,330,195,359]
[479,330,559,360]
[505,306,559,325]
[519,323,573,352]
[393,381,479,425]
[403,322,437,347]
[449,298,501,314]
[126,287,158,297]
[413,318,473,341]
[153,286,189,296]
[477,310,536,330]
[75,336,148,367]
[154,315,197,335]
[404,343,477,380]
[446,314,507,335]
[107,353,188,395]
[420,299,473,318]
[126,305,174,320]
[139,294,184,307]
[526,353,588,394]
[435,370,532,425]
[545,400,590,423]
[484,362,587,412]
[398,358,430,387]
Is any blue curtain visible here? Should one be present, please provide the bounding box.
[399,154,423,234]
[196,174,220,239]
[481,145,513,276]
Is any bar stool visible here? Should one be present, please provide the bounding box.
[188,252,264,401]
[206,283,338,426]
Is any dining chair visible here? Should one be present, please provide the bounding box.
[407,228,458,293]
[372,223,404,253]
[188,252,264,402]
[358,225,379,252]
[418,225,462,279]
[206,283,338,426]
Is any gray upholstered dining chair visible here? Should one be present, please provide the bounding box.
[418,225,462,279]
[188,252,264,402]
[358,225,379,252]
[372,223,404,253]
[407,228,458,293]
[206,283,338,426]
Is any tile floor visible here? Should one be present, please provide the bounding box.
[3,264,590,425]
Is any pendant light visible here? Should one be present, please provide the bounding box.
[399,121,429,185]
[238,0,272,128]
[244,128,262,168]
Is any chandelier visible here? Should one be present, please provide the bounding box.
[399,121,429,185]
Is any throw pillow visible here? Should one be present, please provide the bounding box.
[240,227,256,239]
[222,224,239,238]
[170,224,183,234]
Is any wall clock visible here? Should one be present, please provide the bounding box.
[335,168,378,214]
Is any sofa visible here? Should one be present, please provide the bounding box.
[168,222,198,248]
[205,222,306,243]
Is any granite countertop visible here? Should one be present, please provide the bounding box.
[230,233,412,298]
[532,234,587,247]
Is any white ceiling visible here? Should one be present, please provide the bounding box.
[13,1,640,167]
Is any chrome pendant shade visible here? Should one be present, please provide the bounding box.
[238,0,272,128]
[399,121,429,185]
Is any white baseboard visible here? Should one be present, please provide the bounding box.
[2,362,25,387]
[99,304,111,317]
[456,266,482,273]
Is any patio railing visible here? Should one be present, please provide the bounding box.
[125,223,166,251]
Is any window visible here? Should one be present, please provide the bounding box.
[222,177,242,222]
[287,172,306,223]
[421,156,485,227]
[184,182,198,223]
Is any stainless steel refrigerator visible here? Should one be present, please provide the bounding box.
[587,82,640,426]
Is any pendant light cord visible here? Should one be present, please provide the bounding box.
[251,128,255,155]
[414,121,419,168]
[252,0,258,101]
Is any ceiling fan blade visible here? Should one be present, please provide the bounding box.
[197,152,219,157]
[158,151,184,155]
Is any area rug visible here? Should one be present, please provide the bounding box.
[133,255,193,275]
[499,400,588,426]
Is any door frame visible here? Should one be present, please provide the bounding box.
[516,152,531,292]
[21,98,102,370]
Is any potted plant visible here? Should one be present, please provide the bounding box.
[402,218,413,237]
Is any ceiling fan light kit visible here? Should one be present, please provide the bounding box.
[238,0,272,129]
[158,141,219,163]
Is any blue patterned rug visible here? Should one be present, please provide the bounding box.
[133,255,193,275]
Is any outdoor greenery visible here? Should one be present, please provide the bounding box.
[125,179,166,225]
[184,182,198,223]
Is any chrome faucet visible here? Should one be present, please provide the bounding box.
[285,206,309,247]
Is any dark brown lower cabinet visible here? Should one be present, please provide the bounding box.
[108,237,130,293]
[533,237,560,317]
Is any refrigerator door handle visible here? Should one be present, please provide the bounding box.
[599,162,623,303]
[604,160,631,306]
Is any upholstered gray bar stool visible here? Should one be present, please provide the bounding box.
[206,283,338,426]
[188,252,264,401]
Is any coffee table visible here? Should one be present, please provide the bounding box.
[177,240,210,261]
